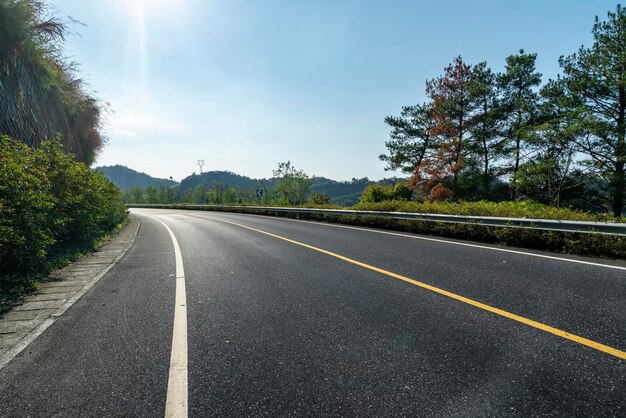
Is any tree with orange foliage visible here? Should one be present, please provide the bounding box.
[410,56,474,200]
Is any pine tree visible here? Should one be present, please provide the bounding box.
[424,56,474,196]
[514,78,580,206]
[498,50,542,199]
[559,5,626,216]
[380,103,437,174]
[468,61,505,194]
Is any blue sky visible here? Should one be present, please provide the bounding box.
[49,0,620,181]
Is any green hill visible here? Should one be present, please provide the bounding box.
[178,171,271,192]
[95,165,177,190]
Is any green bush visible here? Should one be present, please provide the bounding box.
[0,136,127,304]
[360,182,413,203]
[308,192,332,205]
[34,140,126,246]
[0,137,55,274]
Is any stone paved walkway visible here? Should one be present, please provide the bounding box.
[0,218,140,368]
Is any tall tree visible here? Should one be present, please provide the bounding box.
[559,5,626,216]
[468,61,504,193]
[514,78,580,206]
[421,56,473,196]
[380,103,437,174]
[211,181,229,204]
[498,50,542,198]
[193,184,209,204]
[273,161,311,205]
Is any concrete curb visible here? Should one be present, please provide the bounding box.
[0,217,141,370]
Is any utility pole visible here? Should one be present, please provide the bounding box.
[197,160,204,175]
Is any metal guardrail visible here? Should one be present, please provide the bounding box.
[127,204,626,236]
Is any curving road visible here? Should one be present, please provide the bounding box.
[1,208,625,417]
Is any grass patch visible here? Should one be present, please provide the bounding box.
[351,200,618,222]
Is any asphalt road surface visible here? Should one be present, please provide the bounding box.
[1,208,624,417]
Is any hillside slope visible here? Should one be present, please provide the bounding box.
[0,0,104,164]
[96,165,177,190]
[178,171,269,192]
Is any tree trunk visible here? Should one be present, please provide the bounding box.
[614,86,626,217]
[482,100,490,192]
[511,109,522,200]
[483,139,490,191]
[614,160,625,217]
[454,111,464,196]
[416,133,431,167]
[511,137,521,199]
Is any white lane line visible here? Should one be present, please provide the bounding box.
[186,211,626,272]
[151,216,188,418]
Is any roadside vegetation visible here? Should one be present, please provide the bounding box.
[352,199,613,222]
[0,0,105,164]
[0,137,127,313]
[0,1,123,312]
[379,5,626,218]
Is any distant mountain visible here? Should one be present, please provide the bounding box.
[178,171,271,192]
[177,171,405,205]
[96,165,177,190]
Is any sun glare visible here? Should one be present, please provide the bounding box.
[122,0,183,17]
[114,0,186,104]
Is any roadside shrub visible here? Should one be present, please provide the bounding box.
[0,136,127,304]
[0,136,55,274]
[391,182,413,201]
[361,182,413,203]
[353,199,616,222]
[361,184,393,203]
[428,184,453,202]
[34,138,127,248]
[308,192,332,205]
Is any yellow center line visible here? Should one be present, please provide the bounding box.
[220,218,626,361]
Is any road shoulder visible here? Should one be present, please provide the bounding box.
[0,217,140,369]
